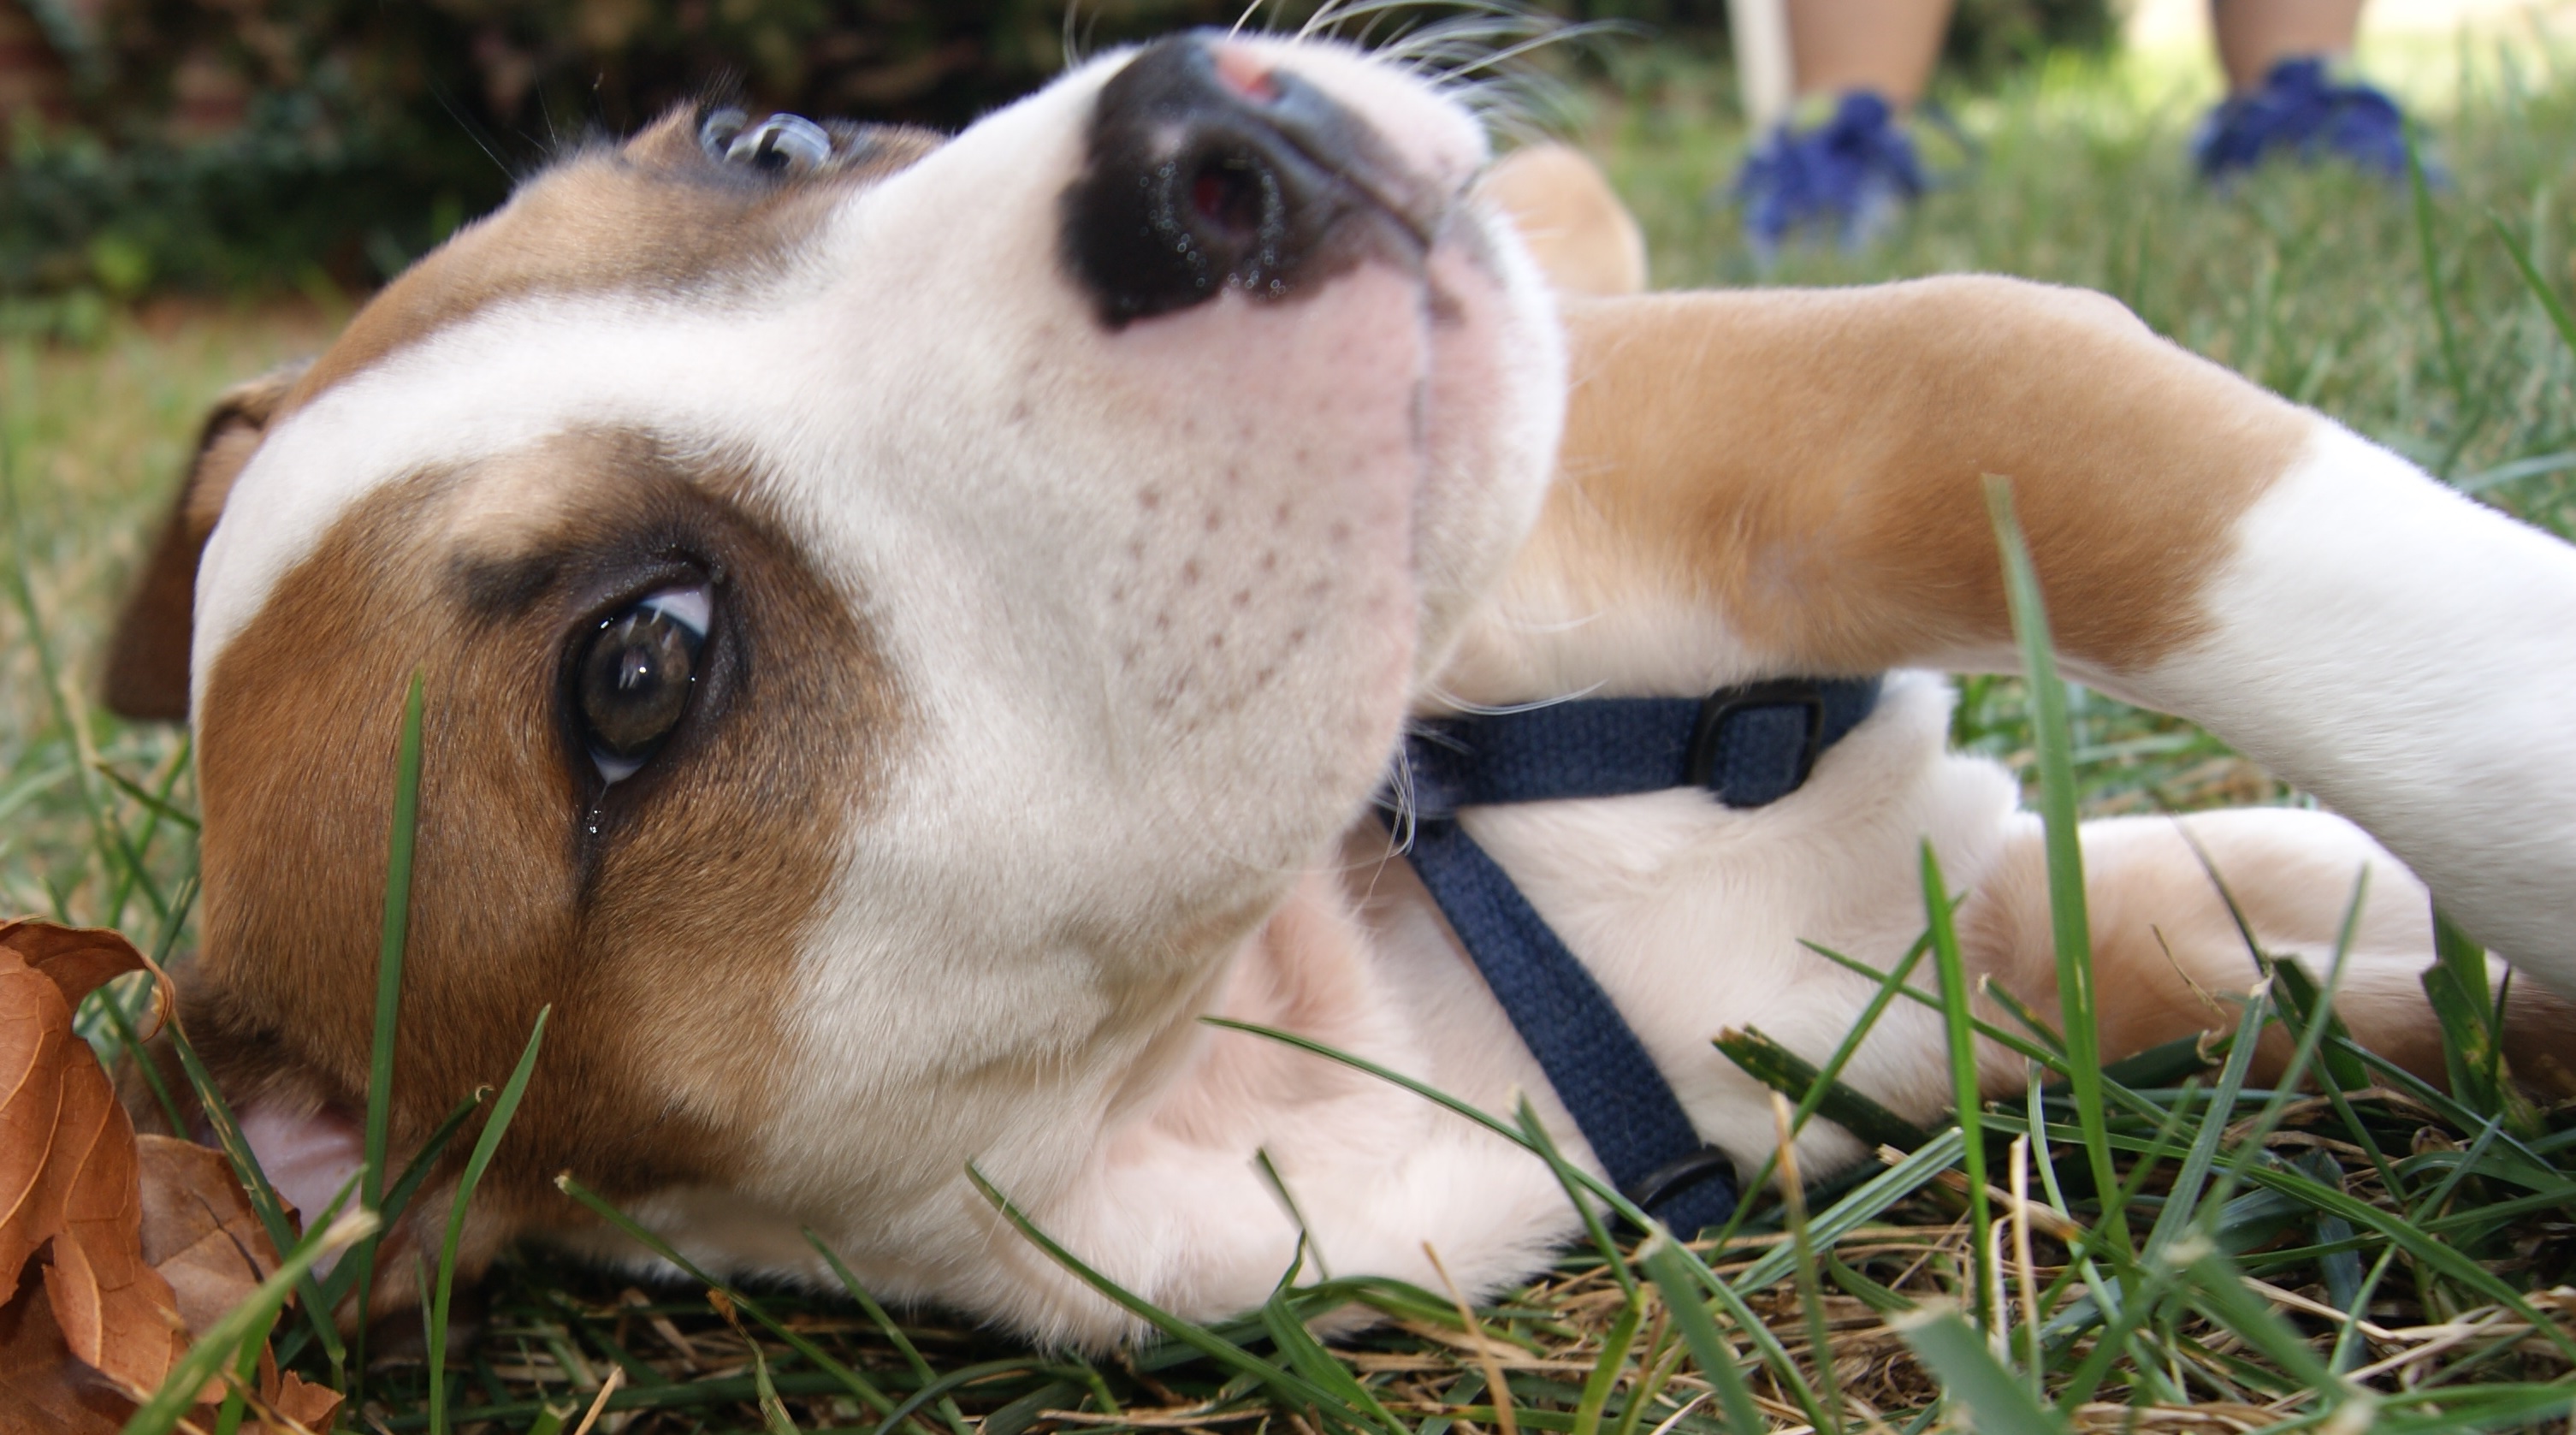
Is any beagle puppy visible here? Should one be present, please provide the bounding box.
[104,33,2576,1343]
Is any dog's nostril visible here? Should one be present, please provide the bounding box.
[1063,33,1420,328]
[1188,154,1270,239]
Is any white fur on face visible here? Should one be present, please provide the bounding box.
[192,39,1566,1330]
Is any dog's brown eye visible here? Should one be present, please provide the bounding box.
[578,586,710,781]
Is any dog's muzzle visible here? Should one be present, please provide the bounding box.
[1059,33,1443,328]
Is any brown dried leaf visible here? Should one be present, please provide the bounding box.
[137,1134,280,1334]
[38,1053,189,1397]
[0,961,75,1289]
[0,918,157,1286]
[0,920,342,1432]
[0,1266,128,1435]
[0,920,152,1018]
[270,1369,343,1428]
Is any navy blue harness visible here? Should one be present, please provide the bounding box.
[1382,676,1883,1235]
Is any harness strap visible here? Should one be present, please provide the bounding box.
[1403,677,1886,818]
[1386,676,1883,1235]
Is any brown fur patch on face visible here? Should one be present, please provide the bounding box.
[104,360,311,720]
[185,429,901,1284]
[287,110,943,410]
[1537,281,2313,674]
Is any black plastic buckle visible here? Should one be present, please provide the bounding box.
[1686,679,1827,806]
[1620,1144,1738,1229]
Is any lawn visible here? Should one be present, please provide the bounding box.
[4,25,2576,1435]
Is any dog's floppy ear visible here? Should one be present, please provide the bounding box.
[103,360,309,721]
[1475,144,1647,299]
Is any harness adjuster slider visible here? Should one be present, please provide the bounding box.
[1621,1144,1739,1232]
[1687,679,1827,807]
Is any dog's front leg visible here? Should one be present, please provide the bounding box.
[1437,277,2576,988]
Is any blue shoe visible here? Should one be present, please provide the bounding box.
[1732,90,1927,260]
[2193,56,2431,184]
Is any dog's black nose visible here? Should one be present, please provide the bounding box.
[1062,34,1430,328]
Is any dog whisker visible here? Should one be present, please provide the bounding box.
[1416,683,1606,717]
[1378,741,1422,856]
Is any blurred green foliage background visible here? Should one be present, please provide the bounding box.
[0,0,2111,327]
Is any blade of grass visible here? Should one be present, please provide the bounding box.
[95,970,186,1136]
[1765,1091,1844,1435]
[2409,125,2468,403]
[1697,931,1937,1260]
[555,1173,903,1416]
[1727,1130,1970,1293]
[2429,905,2498,1106]
[2490,211,2576,359]
[2046,1106,2202,1414]
[2194,878,2366,1222]
[2458,448,2576,493]
[1712,1023,1930,1154]
[2424,907,2542,1137]
[1424,1245,1513,1435]
[2141,974,2271,1260]
[94,741,192,930]
[2169,820,2370,1094]
[351,668,426,1394]
[1602,1319,1667,1435]
[960,1162,1373,1430]
[90,756,199,833]
[708,1294,799,1435]
[2326,1035,2561,1184]
[2164,1235,2357,1419]
[283,1082,486,1366]
[1986,477,2124,1260]
[120,1202,377,1435]
[983,1380,1086,1435]
[1252,1148,1327,1282]
[805,1230,975,1435]
[1799,941,2070,1076]
[209,1284,277,1435]
[156,970,348,1381]
[1568,1290,1643,1435]
[1513,1099,1638,1304]
[1634,1233,1766,1435]
[378,1370,891,1432]
[2235,1159,2576,1361]
[1977,976,2072,1058]
[382,1087,491,1237]
[428,1005,548,1435]
[1922,840,1993,1331]
[1886,1302,2068,1435]
[862,1359,1083,1435]
[3,462,132,928]
[1262,1263,1406,1435]
[1202,1016,1829,1420]
[2376,1387,2576,1433]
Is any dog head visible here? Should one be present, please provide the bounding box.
[109,33,1566,1316]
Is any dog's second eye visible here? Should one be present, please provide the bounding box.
[578,586,710,782]
[725,114,832,174]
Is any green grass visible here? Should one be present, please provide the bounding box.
[7,33,2576,1435]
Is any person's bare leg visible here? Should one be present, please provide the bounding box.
[2212,0,2366,92]
[1786,0,1956,109]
